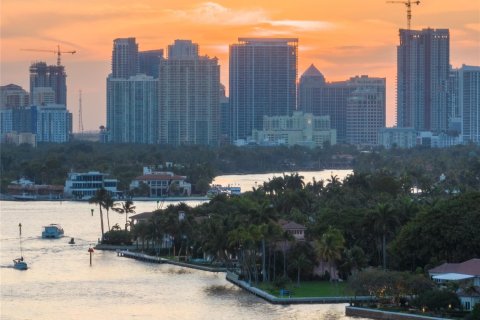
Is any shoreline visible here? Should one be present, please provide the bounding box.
[113,249,373,305]
[0,195,210,202]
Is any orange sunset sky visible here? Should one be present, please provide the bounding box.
[1,0,479,132]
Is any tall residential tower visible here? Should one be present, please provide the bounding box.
[158,40,220,146]
[396,28,450,132]
[229,38,298,141]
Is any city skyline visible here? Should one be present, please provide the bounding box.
[1,0,479,131]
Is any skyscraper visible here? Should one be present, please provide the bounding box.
[107,74,159,143]
[168,40,199,59]
[112,38,139,79]
[451,65,480,144]
[229,38,298,141]
[0,84,29,108]
[346,76,386,146]
[298,66,351,143]
[29,62,67,106]
[139,49,164,78]
[158,40,220,146]
[298,67,385,145]
[396,28,450,132]
[107,38,158,143]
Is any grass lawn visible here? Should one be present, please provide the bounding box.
[256,281,354,298]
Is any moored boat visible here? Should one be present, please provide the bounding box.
[13,257,28,270]
[42,224,64,238]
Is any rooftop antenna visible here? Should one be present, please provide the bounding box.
[387,0,421,30]
[78,90,84,133]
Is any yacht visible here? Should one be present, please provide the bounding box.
[41,224,64,239]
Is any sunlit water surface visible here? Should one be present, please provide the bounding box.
[1,171,364,320]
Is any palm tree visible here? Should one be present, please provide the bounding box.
[89,188,109,241]
[103,193,114,231]
[314,226,345,280]
[113,200,136,230]
[370,203,398,269]
[291,253,311,287]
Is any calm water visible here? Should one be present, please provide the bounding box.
[1,171,361,320]
[212,170,353,192]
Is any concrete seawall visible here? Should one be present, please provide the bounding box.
[225,272,375,305]
[345,307,449,320]
[116,250,226,272]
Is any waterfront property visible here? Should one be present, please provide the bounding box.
[428,258,480,310]
[129,167,191,197]
[64,171,119,200]
[7,178,63,200]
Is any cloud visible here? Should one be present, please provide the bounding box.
[268,20,333,32]
[167,2,267,26]
[167,2,333,33]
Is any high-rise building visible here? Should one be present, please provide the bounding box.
[107,74,159,143]
[168,40,199,59]
[35,104,72,143]
[29,62,67,106]
[346,76,386,146]
[1,104,72,143]
[298,64,326,114]
[452,65,480,144]
[112,38,139,79]
[396,28,450,132]
[158,40,220,146]
[229,38,298,141]
[0,84,29,108]
[139,49,164,78]
[32,87,55,105]
[219,84,231,144]
[299,67,385,144]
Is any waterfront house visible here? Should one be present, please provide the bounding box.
[129,167,191,197]
[64,171,119,200]
[428,258,480,311]
[7,178,63,200]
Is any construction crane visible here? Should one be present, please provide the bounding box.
[387,0,420,30]
[21,45,76,66]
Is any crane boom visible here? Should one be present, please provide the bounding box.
[387,0,420,30]
[21,45,76,66]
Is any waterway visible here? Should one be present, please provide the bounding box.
[1,170,364,320]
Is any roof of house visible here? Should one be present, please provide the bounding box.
[457,286,480,298]
[429,259,480,276]
[279,220,306,231]
[130,211,154,221]
[134,174,186,181]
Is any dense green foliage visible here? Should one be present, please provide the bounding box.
[0,142,357,193]
[126,170,479,288]
[411,290,461,311]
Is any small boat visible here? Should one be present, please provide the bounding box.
[13,193,37,201]
[42,224,64,239]
[14,223,28,270]
[13,257,28,270]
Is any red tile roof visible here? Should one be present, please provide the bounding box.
[429,259,480,276]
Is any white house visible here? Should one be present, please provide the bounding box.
[129,167,191,197]
[428,258,480,311]
[64,171,119,200]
